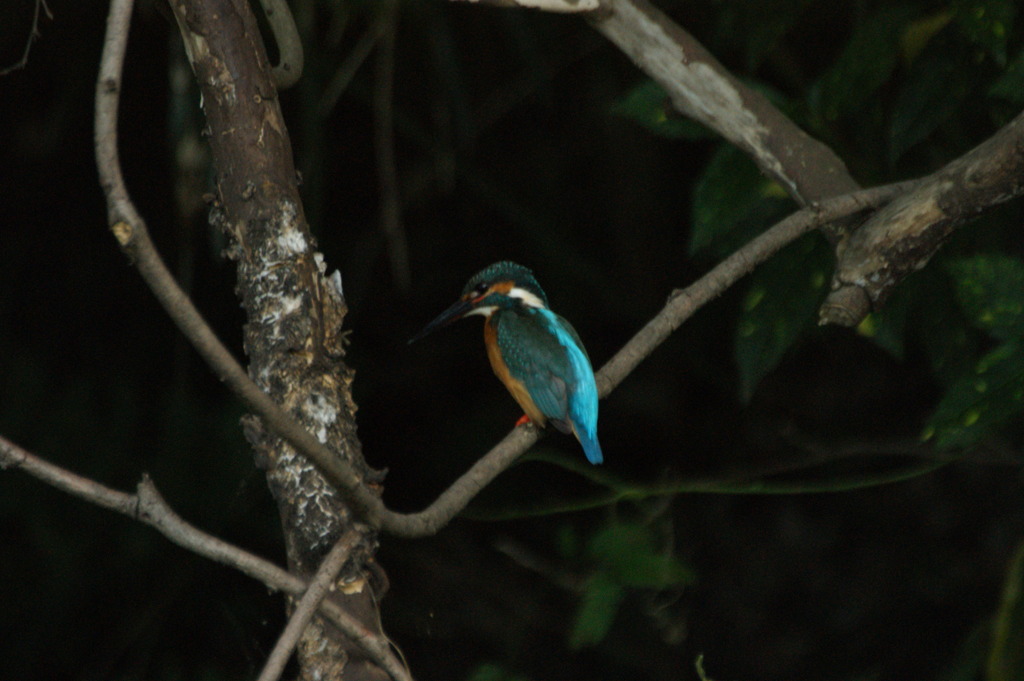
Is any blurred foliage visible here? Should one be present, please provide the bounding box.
[924,255,1024,448]
[686,144,791,257]
[620,0,1024,448]
[987,541,1024,681]
[2,0,1024,680]
[567,520,695,648]
[735,235,831,400]
[611,80,714,141]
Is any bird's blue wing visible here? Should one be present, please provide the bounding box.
[494,310,572,422]
[548,312,602,464]
[496,309,603,464]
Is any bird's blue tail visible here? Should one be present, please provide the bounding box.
[575,427,603,465]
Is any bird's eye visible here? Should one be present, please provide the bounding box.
[474,283,489,296]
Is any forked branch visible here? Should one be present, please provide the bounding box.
[0,435,411,681]
[93,0,932,544]
[821,109,1024,327]
[374,179,919,537]
[96,0,382,526]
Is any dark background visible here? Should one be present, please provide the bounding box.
[2,1,1023,680]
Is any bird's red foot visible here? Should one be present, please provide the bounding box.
[515,414,531,427]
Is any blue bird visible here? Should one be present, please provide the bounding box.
[410,261,603,464]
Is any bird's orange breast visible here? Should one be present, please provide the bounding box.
[484,318,547,426]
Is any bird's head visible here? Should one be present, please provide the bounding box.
[409,261,549,343]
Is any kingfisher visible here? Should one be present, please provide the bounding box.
[410,261,603,464]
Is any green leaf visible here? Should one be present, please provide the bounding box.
[569,573,625,649]
[889,43,973,162]
[915,271,979,386]
[865,267,977,384]
[987,542,1024,681]
[953,0,1016,66]
[690,144,791,257]
[858,310,906,362]
[814,5,916,121]
[586,522,696,589]
[924,339,1024,448]
[612,80,714,141]
[949,254,1024,341]
[989,47,1024,102]
[735,235,831,400]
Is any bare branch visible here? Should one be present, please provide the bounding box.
[376,179,919,537]
[596,182,917,392]
[0,0,52,76]
[448,0,599,12]
[93,0,920,542]
[150,3,394,675]
[451,0,859,209]
[0,435,411,681]
[448,0,862,242]
[257,530,370,681]
[257,0,304,88]
[821,109,1024,327]
[589,0,860,211]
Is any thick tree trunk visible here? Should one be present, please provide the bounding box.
[167,1,387,678]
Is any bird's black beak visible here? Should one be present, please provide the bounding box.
[408,298,475,344]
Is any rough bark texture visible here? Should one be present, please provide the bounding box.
[821,109,1024,326]
[167,1,387,678]
[590,0,861,220]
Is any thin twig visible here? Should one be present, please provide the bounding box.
[462,455,950,521]
[0,0,52,76]
[0,435,411,681]
[256,530,363,681]
[318,8,393,117]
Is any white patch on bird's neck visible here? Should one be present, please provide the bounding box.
[466,305,498,317]
[508,287,546,309]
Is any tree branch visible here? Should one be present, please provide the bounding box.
[94,0,923,543]
[98,3,395,677]
[0,435,411,681]
[448,0,599,12]
[257,530,374,681]
[257,0,304,88]
[376,179,918,537]
[588,0,860,212]
[0,0,52,76]
[820,109,1024,326]
[458,0,860,225]
[483,0,1023,328]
